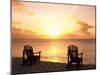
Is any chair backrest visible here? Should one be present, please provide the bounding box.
[24,45,33,58]
[68,45,78,61]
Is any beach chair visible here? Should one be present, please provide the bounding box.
[67,45,83,68]
[22,45,41,65]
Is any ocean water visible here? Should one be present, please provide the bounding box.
[12,39,96,64]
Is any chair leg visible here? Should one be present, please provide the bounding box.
[66,62,72,68]
[76,60,80,69]
[22,59,28,65]
[76,63,79,69]
[81,59,83,64]
[39,57,40,62]
[66,63,69,68]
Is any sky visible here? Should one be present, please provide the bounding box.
[12,0,96,39]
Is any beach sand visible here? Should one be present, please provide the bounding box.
[12,57,96,75]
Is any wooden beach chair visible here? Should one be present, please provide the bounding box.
[22,45,41,65]
[67,45,83,68]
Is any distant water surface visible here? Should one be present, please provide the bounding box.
[12,39,96,64]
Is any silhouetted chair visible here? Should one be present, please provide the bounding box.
[67,45,83,68]
[22,45,41,65]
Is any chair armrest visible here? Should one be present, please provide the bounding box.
[33,51,41,56]
[78,53,83,55]
[33,51,41,54]
[78,53,83,57]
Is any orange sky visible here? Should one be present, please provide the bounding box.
[12,0,96,39]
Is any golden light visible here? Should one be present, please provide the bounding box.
[39,16,79,38]
[44,46,60,57]
[47,27,61,37]
[47,57,61,63]
[42,45,65,63]
[50,47,58,56]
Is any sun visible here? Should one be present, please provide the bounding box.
[47,27,61,37]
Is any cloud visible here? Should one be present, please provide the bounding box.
[12,26,23,33]
[62,32,94,39]
[62,33,84,39]
[25,29,36,34]
[61,19,95,39]
[12,26,44,39]
[12,20,21,25]
[75,20,94,35]
[12,0,25,12]
[28,12,35,16]
[12,0,36,16]
[12,26,38,35]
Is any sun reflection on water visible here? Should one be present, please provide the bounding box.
[42,42,67,63]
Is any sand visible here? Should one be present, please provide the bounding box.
[12,57,96,75]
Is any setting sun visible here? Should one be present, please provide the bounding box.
[47,27,61,37]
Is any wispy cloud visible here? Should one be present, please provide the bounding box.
[12,0,36,16]
[12,20,21,25]
[12,26,43,39]
[12,0,25,12]
[25,29,36,34]
[12,26,23,33]
[12,26,37,34]
[75,20,94,35]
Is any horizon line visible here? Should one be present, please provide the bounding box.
[12,38,96,40]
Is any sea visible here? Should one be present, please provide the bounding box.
[12,39,96,64]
